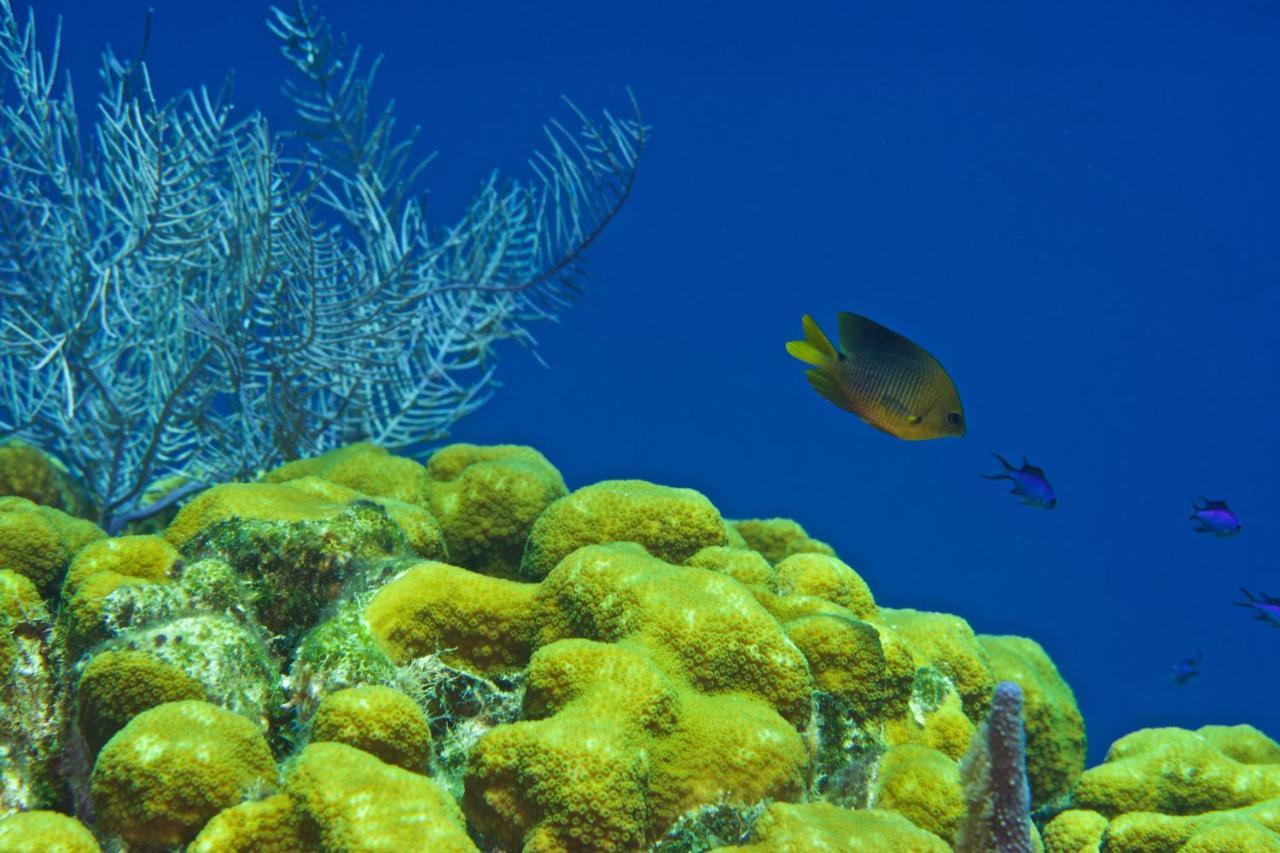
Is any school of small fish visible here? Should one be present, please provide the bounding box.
[788,311,1255,684]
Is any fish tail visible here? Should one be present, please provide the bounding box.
[786,314,839,368]
[980,451,1012,479]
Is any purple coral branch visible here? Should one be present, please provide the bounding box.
[956,680,1035,853]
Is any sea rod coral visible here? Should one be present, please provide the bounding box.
[0,0,644,533]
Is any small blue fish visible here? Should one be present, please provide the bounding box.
[1235,589,1280,628]
[1171,652,1202,685]
[1189,498,1242,537]
[981,453,1056,509]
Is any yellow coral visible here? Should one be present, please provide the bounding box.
[1074,727,1280,817]
[364,560,538,675]
[311,685,432,773]
[871,743,963,843]
[883,684,976,762]
[534,543,812,724]
[684,545,776,587]
[783,614,891,720]
[1104,798,1280,851]
[189,794,314,853]
[424,443,567,579]
[730,517,835,565]
[76,649,207,755]
[0,498,78,593]
[877,608,994,721]
[978,634,1086,808]
[90,700,277,850]
[0,440,92,517]
[520,480,727,580]
[774,552,876,619]
[264,442,433,507]
[648,690,809,828]
[165,477,442,556]
[465,638,808,851]
[61,535,177,600]
[285,742,476,852]
[1196,724,1280,765]
[0,810,101,852]
[728,801,950,851]
[1041,809,1108,852]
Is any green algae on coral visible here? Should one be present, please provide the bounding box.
[167,479,443,649]
[92,614,283,735]
[0,569,63,815]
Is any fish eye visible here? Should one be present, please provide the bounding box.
[946,412,962,427]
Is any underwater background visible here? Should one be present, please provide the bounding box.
[48,0,1279,765]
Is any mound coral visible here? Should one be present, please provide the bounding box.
[0,497,102,594]
[166,478,444,645]
[284,742,476,851]
[424,443,567,579]
[730,517,836,564]
[310,685,432,774]
[727,801,951,851]
[520,480,727,580]
[978,634,1085,811]
[0,440,93,518]
[75,649,207,756]
[6,437,1263,852]
[364,560,537,675]
[90,701,276,849]
[0,809,100,852]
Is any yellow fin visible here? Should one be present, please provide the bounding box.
[804,368,842,404]
[786,314,838,367]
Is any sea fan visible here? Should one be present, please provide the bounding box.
[0,0,644,532]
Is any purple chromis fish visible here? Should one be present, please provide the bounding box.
[1171,652,1202,685]
[1189,498,1242,537]
[981,453,1056,509]
[1234,589,1280,628]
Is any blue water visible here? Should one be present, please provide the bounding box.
[48,0,1280,764]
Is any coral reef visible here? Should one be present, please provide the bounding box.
[1,438,1274,851]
